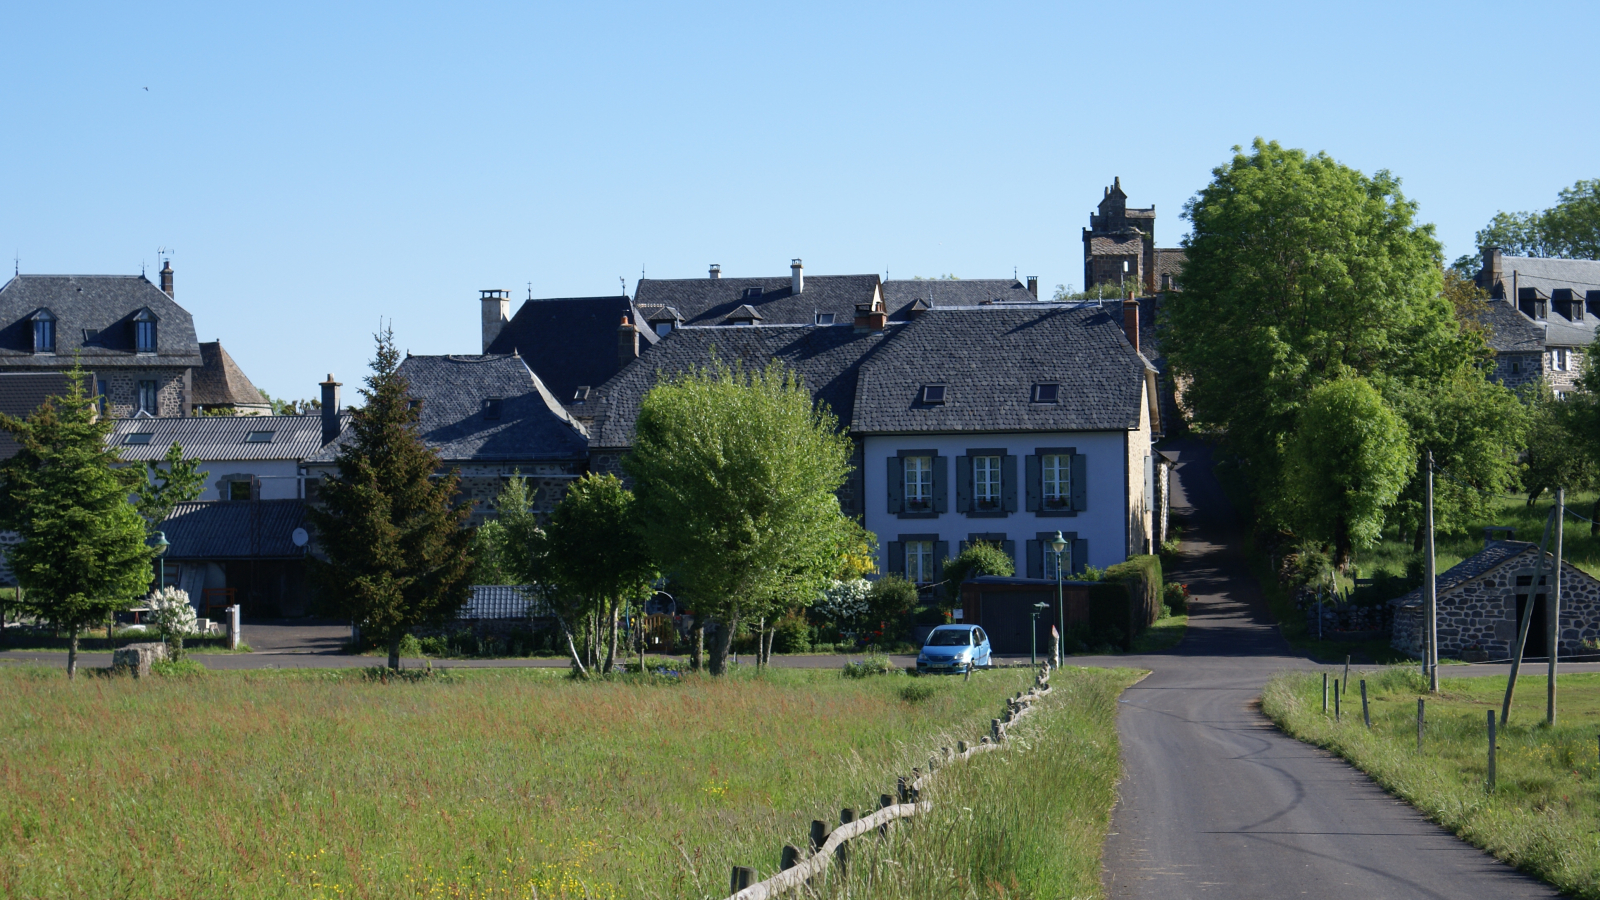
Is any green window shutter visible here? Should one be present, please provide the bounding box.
[956,455,971,514]
[888,541,905,578]
[1002,454,1018,512]
[933,455,949,514]
[1025,455,1041,512]
[934,541,950,581]
[1026,539,1042,579]
[1072,538,1089,575]
[1070,454,1088,511]
[887,456,904,514]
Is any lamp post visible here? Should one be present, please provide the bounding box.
[151,530,170,589]
[1031,601,1050,666]
[1050,531,1067,665]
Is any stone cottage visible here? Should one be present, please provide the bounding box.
[1391,539,1600,660]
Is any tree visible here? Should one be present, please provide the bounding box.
[1279,377,1413,570]
[939,542,1015,605]
[304,328,474,670]
[0,368,154,678]
[1471,178,1600,261]
[1523,383,1595,507]
[1164,139,1465,516]
[864,576,918,641]
[468,519,514,585]
[134,442,207,533]
[626,359,857,675]
[538,473,656,675]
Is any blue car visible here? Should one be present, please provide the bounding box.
[917,625,992,674]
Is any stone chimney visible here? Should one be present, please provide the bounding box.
[319,375,341,446]
[481,289,510,353]
[853,301,887,333]
[791,258,804,294]
[1026,276,1039,299]
[618,315,640,369]
[159,260,174,298]
[709,264,721,279]
[1122,299,1140,354]
[1483,246,1504,297]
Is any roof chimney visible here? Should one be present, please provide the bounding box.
[618,315,640,370]
[481,289,511,353]
[1122,299,1140,354]
[709,264,721,280]
[1483,246,1504,297]
[1026,276,1039,299]
[319,374,342,446]
[159,259,174,298]
[791,258,803,294]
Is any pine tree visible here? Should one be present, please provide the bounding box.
[0,366,154,679]
[305,327,474,670]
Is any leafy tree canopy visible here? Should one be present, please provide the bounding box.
[134,442,207,533]
[939,541,1015,605]
[1471,179,1600,260]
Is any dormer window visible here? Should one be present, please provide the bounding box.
[483,398,503,420]
[922,385,947,405]
[31,311,55,354]
[655,322,672,337]
[1033,383,1059,403]
[133,309,158,353]
[815,312,835,325]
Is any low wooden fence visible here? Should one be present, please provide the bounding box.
[722,661,1056,899]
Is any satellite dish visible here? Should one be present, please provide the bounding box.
[291,527,309,547]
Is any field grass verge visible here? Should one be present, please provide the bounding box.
[1263,667,1600,898]
[0,662,1121,899]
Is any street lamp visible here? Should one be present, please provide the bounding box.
[1050,530,1067,665]
[151,530,170,589]
[1030,601,1050,666]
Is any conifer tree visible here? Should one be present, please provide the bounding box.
[306,327,474,670]
[0,367,153,679]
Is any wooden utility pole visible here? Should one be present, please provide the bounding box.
[1549,488,1564,727]
[1503,507,1556,727]
[1425,450,1438,692]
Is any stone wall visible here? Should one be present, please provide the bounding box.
[1298,588,1393,635]
[1490,352,1543,390]
[454,462,581,524]
[99,366,190,417]
[1391,556,1600,658]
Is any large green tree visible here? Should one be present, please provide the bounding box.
[305,328,475,670]
[1165,139,1468,515]
[626,359,856,675]
[1469,178,1600,261]
[0,369,154,678]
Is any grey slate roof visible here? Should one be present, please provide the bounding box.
[484,296,659,404]
[1475,299,1545,353]
[0,275,201,367]
[192,341,269,408]
[851,305,1147,434]
[0,372,71,459]
[161,500,307,559]
[108,413,351,461]
[588,324,892,448]
[634,274,881,328]
[1389,540,1598,609]
[881,280,1037,318]
[308,354,587,464]
[1492,256,1600,300]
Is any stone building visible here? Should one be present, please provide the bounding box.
[1476,247,1600,396]
[1390,539,1600,659]
[1082,178,1186,295]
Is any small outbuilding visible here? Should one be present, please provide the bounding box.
[960,576,1095,654]
[1390,539,1600,660]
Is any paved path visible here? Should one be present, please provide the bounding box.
[1096,442,1560,899]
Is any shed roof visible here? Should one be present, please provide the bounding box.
[0,275,201,367]
[160,500,307,559]
[108,413,348,461]
[1390,540,1600,609]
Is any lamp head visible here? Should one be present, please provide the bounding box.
[152,530,170,557]
[1049,531,1067,553]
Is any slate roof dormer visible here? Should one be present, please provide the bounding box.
[0,275,201,368]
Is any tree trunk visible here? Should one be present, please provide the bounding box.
[755,617,765,669]
[604,600,619,674]
[1412,524,1425,554]
[762,621,775,666]
[708,618,735,676]
[557,615,588,677]
[67,627,78,681]
[689,618,705,672]
[387,635,402,671]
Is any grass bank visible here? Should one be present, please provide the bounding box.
[1263,667,1600,897]
[0,663,1110,899]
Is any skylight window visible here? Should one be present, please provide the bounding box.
[123,433,153,445]
[1033,383,1059,403]
[744,287,763,300]
[245,431,276,443]
[815,312,835,325]
[922,385,947,405]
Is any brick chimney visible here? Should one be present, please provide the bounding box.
[1482,246,1504,297]
[709,263,721,279]
[1026,276,1039,299]
[319,374,342,446]
[481,289,510,353]
[159,259,174,298]
[618,315,640,369]
[791,258,804,294]
[1122,298,1140,354]
[853,301,887,333]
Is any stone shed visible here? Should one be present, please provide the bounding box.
[1391,540,1600,660]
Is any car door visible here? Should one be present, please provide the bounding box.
[974,627,991,665]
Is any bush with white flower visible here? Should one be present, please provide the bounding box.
[815,578,871,630]
[147,586,197,659]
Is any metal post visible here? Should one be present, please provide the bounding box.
[1030,608,1038,667]
[1322,672,1328,715]
[1417,698,1425,752]
[1487,710,1497,792]
[1360,679,1370,729]
[1550,488,1564,727]
[1425,450,1439,692]
[228,604,241,651]
[1334,679,1340,722]
[1055,548,1064,665]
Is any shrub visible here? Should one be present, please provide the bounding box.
[816,578,871,632]
[146,587,198,661]
[939,542,1015,605]
[1162,582,1188,615]
[865,576,919,638]
[772,613,811,654]
[898,681,938,703]
[150,657,206,677]
[1101,555,1164,644]
[911,605,949,625]
[842,655,897,678]
[398,634,424,659]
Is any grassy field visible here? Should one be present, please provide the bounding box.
[0,662,1134,899]
[1353,491,1600,582]
[1263,667,1600,898]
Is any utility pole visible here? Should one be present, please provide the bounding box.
[1425,450,1438,692]
[1549,488,1565,727]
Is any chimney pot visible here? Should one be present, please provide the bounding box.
[319,375,342,446]
[791,258,803,294]
[1122,299,1140,354]
[1026,276,1039,299]
[709,264,721,279]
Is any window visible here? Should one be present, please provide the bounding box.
[1042,454,1069,508]
[137,380,158,415]
[906,540,935,583]
[483,398,503,420]
[244,431,275,443]
[1554,349,1569,371]
[654,323,672,337]
[905,456,934,510]
[134,310,157,352]
[814,312,835,325]
[1510,360,1522,375]
[744,287,763,300]
[228,480,253,502]
[974,455,1001,509]
[921,385,946,404]
[32,313,54,353]
[1033,383,1058,403]
[123,433,153,445]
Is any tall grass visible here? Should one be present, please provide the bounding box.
[1263,667,1600,898]
[0,664,1078,899]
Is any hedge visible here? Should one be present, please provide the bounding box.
[1096,555,1164,650]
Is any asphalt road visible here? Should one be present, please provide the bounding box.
[1095,443,1561,899]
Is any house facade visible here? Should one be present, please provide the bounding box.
[107,409,352,502]
[1476,248,1600,395]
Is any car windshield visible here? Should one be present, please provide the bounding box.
[926,630,972,647]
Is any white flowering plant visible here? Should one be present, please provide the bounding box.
[146,586,198,659]
[815,579,871,630]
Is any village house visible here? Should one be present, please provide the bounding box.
[1476,247,1600,395]
[479,290,658,410]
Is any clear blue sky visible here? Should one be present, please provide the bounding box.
[4,1,1596,403]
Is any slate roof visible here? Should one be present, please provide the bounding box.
[484,296,658,404]
[1088,233,1143,255]
[0,275,201,367]
[881,280,1037,318]
[0,372,71,459]
[1389,540,1598,609]
[588,324,892,448]
[1153,249,1186,286]
[851,305,1148,434]
[108,413,351,461]
[1491,256,1600,301]
[633,274,881,328]
[161,500,307,559]
[308,354,588,464]
[192,341,269,408]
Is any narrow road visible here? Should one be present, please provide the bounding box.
[1095,442,1559,899]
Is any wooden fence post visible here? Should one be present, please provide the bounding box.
[1417,698,1425,752]
[1487,710,1497,793]
[780,844,800,870]
[1360,680,1370,729]
[1334,679,1340,722]
[837,809,855,872]
[730,866,755,892]
[809,819,827,854]
[1322,673,1328,714]
[991,718,1002,741]
[878,794,893,837]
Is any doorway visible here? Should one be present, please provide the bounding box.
[1513,578,1549,659]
